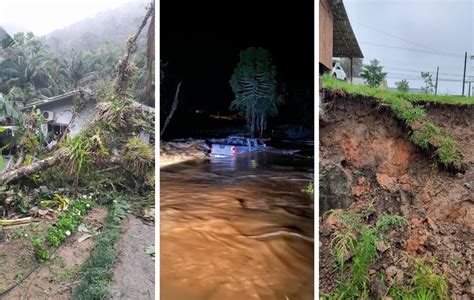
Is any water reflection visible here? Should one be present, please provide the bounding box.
[161,152,314,300]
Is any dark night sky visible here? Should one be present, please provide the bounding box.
[160,0,314,114]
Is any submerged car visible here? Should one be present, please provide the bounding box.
[211,136,267,156]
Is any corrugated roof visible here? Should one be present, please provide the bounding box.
[22,90,155,112]
[22,91,79,110]
[330,0,363,58]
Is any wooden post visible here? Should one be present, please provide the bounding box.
[435,66,439,95]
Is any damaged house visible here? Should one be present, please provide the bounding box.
[20,90,153,142]
[0,90,153,172]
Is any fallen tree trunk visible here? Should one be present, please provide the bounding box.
[0,153,127,186]
[0,155,63,185]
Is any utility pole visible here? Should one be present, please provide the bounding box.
[435,66,439,95]
[462,52,467,96]
[350,57,353,84]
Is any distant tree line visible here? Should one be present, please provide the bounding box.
[0,32,152,106]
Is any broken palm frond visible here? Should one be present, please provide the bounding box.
[123,137,154,176]
[0,217,32,226]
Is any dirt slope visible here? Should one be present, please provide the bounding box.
[320,96,473,299]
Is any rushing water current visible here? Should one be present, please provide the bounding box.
[161,150,314,300]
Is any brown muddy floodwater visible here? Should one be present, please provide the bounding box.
[161,151,314,300]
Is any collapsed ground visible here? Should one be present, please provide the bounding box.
[320,83,473,299]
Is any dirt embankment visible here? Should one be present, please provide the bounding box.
[320,96,473,299]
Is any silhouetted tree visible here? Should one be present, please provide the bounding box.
[229,47,283,137]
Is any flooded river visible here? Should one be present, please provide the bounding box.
[160,149,314,300]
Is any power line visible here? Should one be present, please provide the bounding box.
[353,20,461,57]
[382,59,466,71]
[387,75,464,83]
[359,41,463,58]
[384,66,465,78]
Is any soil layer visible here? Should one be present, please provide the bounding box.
[320,96,473,299]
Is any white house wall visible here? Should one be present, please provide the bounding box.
[38,101,96,136]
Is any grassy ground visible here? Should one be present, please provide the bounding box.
[71,196,128,300]
[322,75,467,171]
[322,75,474,106]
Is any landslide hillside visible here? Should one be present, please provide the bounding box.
[320,76,473,300]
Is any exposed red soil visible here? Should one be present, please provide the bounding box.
[320,96,473,299]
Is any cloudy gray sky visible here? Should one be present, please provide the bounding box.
[0,0,136,36]
[345,0,473,95]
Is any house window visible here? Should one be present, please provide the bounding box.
[48,123,68,136]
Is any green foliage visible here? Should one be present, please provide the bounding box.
[410,122,441,149]
[376,214,409,233]
[123,136,154,176]
[62,130,109,182]
[44,198,94,248]
[332,226,357,273]
[421,72,434,94]
[410,260,449,299]
[360,59,387,88]
[395,79,409,92]
[0,32,60,101]
[111,196,130,222]
[229,47,283,136]
[323,74,474,105]
[302,181,314,196]
[324,212,448,300]
[385,260,449,300]
[327,212,408,299]
[437,136,461,165]
[32,236,49,261]
[40,193,70,210]
[0,30,147,108]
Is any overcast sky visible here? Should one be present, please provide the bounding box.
[345,0,474,95]
[0,0,136,36]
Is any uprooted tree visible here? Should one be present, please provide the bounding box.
[0,1,155,214]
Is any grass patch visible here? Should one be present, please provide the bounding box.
[386,259,449,300]
[322,75,465,170]
[322,75,474,106]
[28,198,95,261]
[302,181,314,196]
[71,196,128,300]
[324,212,408,299]
[322,210,449,300]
